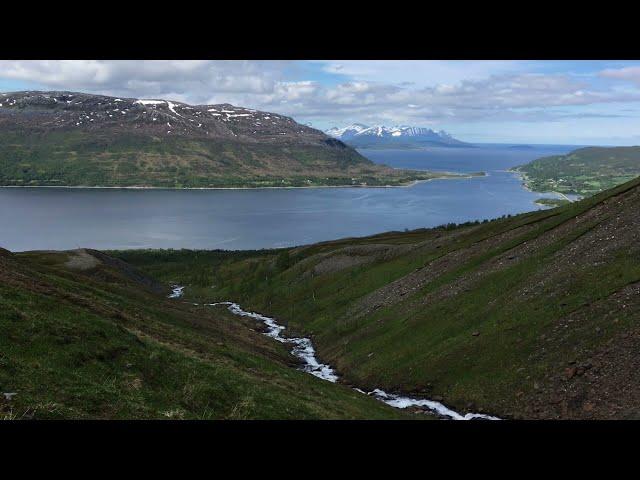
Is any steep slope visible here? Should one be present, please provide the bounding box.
[117,177,640,419]
[0,247,405,419]
[326,124,469,148]
[515,145,640,196]
[0,91,444,188]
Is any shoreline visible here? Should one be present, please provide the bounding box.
[0,173,484,191]
[509,168,580,201]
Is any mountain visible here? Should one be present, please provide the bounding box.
[326,124,470,148]
[0,91,442,188]
[118,176,640,419]
[0,247,405,419]
[325,123,370,140]
[514,146,640,197]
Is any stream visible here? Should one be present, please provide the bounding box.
[169,285,499,420]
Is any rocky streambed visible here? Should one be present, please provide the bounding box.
[169,285,499,420]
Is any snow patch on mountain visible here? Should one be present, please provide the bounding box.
[325,123,369,140]
[326,124,467,147]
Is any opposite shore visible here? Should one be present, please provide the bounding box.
[0,172,485,191]
[509,168,580,203]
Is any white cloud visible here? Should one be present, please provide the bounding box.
[600,66,640,86]
[2,60,640,132]
[0,60,287,102]
[314,60,528,87]
[245,73,640,126]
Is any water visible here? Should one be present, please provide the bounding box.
[211,301,339,383]
[187,293,499,419]
[359,143,578,173]
[171,282,497,419]
[0,144,578,252]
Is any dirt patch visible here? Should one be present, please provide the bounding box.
[64,249,100,270]
[85,249,165,294]
[311,255,373,276]
[298,243,413,279]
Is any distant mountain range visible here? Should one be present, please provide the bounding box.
[326,124,470,148]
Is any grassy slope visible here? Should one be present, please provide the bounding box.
[115,177,640,419]
[534,198,570,207]
[0,130,451,188]
[515,146,640,196]
[0,248,405,419]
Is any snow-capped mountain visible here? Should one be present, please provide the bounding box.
[325,123,370,140]
[326,124,469,148]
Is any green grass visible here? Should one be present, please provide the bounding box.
[113,177,640,417]
[0,249,406,419]
[515,146,640,197]
[0,130,465,188]
[534,198,570,207]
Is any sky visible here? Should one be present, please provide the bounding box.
[2,60,640,145]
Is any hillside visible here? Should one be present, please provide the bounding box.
[326,124,470,149]
[514,146,640,197]
[116,176,640,419]
[0,91,450,188]
[0,247,405,419]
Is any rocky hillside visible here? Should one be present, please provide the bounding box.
[0,247,405,419]
[119,176,640,419]
[0,91,441,188]
[0,91,328,143]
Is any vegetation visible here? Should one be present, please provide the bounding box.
[514,146,640,196]
[0,248,406,419]
[534,198,570,207]
[0,130,468,188]
[115,176,640,419]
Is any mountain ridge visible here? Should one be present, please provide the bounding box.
[326,123,470,148]
[0,90,331,143]
[0,91,448,188]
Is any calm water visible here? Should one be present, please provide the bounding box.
[0,144,578,252]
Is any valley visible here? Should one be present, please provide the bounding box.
[3,174,640,419]
[113,176,640,419]
[2,81,640,422]
[0,247,407,419]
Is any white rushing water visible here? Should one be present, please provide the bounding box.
[169,287,499,420]
[168,285,185,298]
[211,302,339,382]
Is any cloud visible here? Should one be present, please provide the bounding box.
[600,66,640,86]
[314,60,529,87]
[0,60,288,102]
[243,73,640,126]
[1,61,640,129]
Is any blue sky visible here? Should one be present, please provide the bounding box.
[2,60,640,145]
